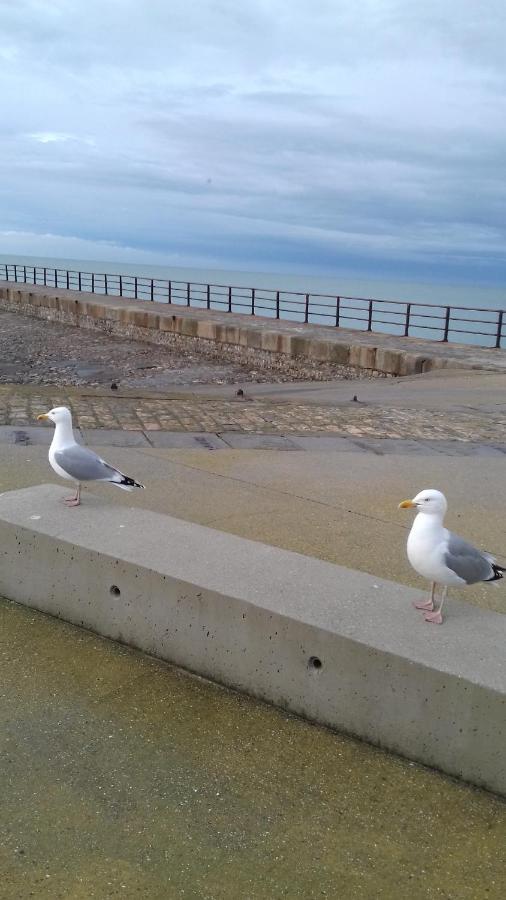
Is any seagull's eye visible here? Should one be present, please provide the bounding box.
[424,498,430,502]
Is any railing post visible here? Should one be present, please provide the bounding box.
[404,303,411,337]
[119,275,123,297]
[276,291,280,319]
[134,276,138,299]
[228,286,232,312]
[495,310,504,349]
[442,306,451,341]
[66,270,70,289]
[78,271,82,291]
[207,284,211,309]
[43,267,47,286]
[14,265,18,282]
[304,293,310,323]
[150,279,154,301]
[187,282,190,306]
[335,297,340,327]
[91,272,95,292]
[54,268,57,287]
[23,265,26,282]
[168,280,172,303]
[104,273,108,295]
[367,299,373,331]
[251,288,255,315]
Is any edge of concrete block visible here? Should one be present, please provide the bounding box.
[0,484,505,796]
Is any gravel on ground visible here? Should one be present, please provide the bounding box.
[0,310,365,389]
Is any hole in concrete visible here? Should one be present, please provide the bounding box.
[110,585,121,597]
[308,656,322,671]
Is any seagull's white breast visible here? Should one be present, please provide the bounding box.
[49,440,75,482]
[407,516,465,586]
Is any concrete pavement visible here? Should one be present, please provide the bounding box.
[2,598,505,899]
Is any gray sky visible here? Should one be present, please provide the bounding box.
[1,0,505,281]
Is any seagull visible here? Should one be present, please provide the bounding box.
[399,489,504,624]
[37,406,145,506]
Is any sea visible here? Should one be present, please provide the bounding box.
[1,253,505,347]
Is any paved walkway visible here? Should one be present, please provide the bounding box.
[2,598,505,900]
[1,377,506,445]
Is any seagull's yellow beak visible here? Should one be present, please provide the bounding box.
[398,499,416,509]
[37,413,49,421]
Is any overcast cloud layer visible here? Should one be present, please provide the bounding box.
[1,0,505,281]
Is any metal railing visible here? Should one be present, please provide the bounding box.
[1,262,504,348]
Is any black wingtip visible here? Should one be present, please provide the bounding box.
[487,564,505,582]
[121,475,145,489]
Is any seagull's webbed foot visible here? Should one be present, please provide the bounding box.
[63,484,81,507]
[413,599,434,611]
[414,582,436,613]
[424,608,443,625]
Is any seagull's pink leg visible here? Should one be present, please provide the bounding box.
[425,587,447,625]
[64,483,81,507]
[414,581,436,611]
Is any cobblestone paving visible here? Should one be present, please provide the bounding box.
[0,384,504,441]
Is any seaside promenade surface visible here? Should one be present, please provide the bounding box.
[2,354,506,894]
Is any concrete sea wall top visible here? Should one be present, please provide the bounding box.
[2,281,506,376]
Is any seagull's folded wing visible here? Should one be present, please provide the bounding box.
[54,444,121,482]
[444,532,495,585]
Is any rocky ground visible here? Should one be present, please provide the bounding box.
[0,310,364,389]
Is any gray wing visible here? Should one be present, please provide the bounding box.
[444,532,495,584]
[54,444,121,483]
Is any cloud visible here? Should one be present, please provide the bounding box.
[0,0,505,281]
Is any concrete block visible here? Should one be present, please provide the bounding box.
[289,435,365,451]
[88,303,107,320]
[308,340,334,362]
[219,433,301,450]
[327,342,350,366]
[289,336,312,358]
[80,428,151,448]
[1,484,505,796]
[27,291,44,308]
[130,310,152,330]
[374,348,403,375]
[224,325,241,345]
[398,353,427,376]
[261,331,285,353]
[146,432,229,450]
[158,313,177,333]
[181,318,199,337]
[349,438,442,456]
[196,321,217,341]
[0,426,83,446]
[240,327,262,349]
[420,440,506,457]
[349,344,377,370]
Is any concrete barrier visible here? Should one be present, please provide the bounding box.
[0,483,505,796]
[3,281,506,375]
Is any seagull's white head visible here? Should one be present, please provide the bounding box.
[399,489,448,517]
[37,406,73,427]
